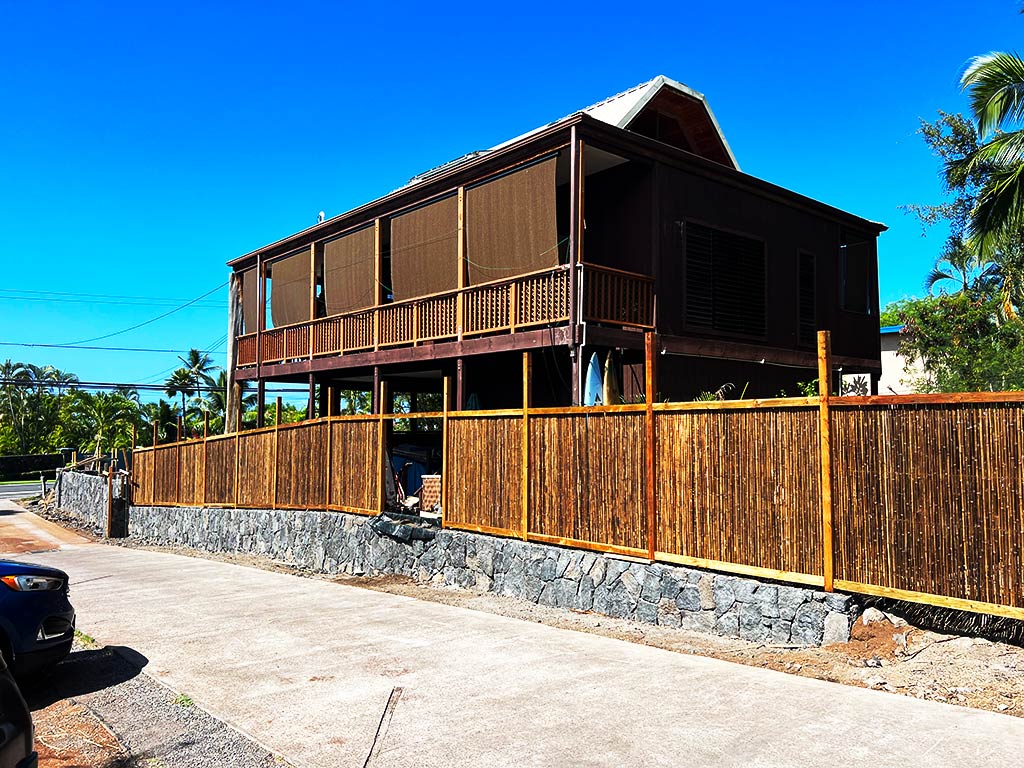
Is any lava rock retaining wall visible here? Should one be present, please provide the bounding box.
[56,470,127,536]
[128,505,857,646]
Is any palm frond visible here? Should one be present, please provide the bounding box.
[968,161,1024,257]
[961,52,1024,138]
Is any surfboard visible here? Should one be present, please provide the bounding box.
[584,351,603,406]
[602,351,621,406]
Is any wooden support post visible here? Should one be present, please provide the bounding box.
[456,358,465,411]
[132,425,137,451]
[818,330,834,592]
[257,380,266,428]
[568,127,585,406]
[325,386,334,509]
[226,271,242,434]
[256,254,265,374]
[376,381,388,514]
[106,464,114,538]
[521,352,531,540]
[441,376,450,516]
[510,281,518,333]
[203,412,209,439]
[372,367,381,414]
[373,219,382,351]
[457,187,466,341]
[307,374,315,420]
[273,396,282,509]
[645,332,657,562]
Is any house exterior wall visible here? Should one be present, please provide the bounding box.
[654,163,881,368]
[878,327,924,394]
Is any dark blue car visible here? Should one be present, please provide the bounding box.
[0,561,75,678]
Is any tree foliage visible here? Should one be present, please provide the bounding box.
[887,293,1024,392]
[954,52,1024,257]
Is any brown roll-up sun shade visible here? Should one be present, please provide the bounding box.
[269,250,311,328]
[390,195,459,300]
[323,226,376,316]
[241,268,259,334]
[466,157,558,285]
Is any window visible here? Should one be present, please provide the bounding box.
[841,232,873,314]
[798,252,816,345]
[683,222,766,337]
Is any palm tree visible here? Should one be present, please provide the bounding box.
[75,391,138,458]
[178,349,217,389]
[142,400,178,445]
[955,52,1024,256]
[201,371,255,433]
[165,368,196,426]
[924,241,1000,296]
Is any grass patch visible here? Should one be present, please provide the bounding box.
[73,629,96,646]
[172,693,194,708]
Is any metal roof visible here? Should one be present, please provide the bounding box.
[409,75,738,186]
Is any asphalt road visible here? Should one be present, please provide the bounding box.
[0,483,42,501]
[2,503,1021,768]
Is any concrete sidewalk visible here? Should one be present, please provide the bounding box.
[2,506,1022,767]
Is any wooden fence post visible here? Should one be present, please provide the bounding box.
[106,463,114,538]
[175,416,182,505]
[521,352,531,540]
[645,332,657,562]
[376,381,388,514]
[325,386,334,510]
[818,330,834,592]
[233,430,240,508]
[442,376,450,517]
[273,396,282,509]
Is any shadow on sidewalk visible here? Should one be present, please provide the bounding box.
[23,645,148,710]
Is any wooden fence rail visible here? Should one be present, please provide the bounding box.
[133,334,1024,621]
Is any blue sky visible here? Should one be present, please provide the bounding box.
[0,1,1019,397]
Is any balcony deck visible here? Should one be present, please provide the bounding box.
[237,264,653,370]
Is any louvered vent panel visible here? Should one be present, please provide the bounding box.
[683,222,766,338]
[684,223,714,328]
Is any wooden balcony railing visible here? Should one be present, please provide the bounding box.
[236,263,653,368]
[582,264,655,329]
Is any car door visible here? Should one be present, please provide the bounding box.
[0,656,33,768]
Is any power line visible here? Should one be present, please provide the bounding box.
[0,342,227,354]
[0,295,224,308]
[0,287,225,305]
[0,378,306,394]
[61,282,228,346]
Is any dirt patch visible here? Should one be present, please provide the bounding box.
[33,698,128,768]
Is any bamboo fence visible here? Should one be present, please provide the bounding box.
[131,333,1024,620]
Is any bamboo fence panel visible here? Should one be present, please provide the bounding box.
[833,402,1024,610]
[237,431,274,507]
[446,415,522,534]
[655,407,821,577]
[178,442,204,506]
[529,412,646,552]
[328,419,379,513]
[152,445,178,505]
[204,438,235,505]
[132,450,154,505]
[276,423,327,509]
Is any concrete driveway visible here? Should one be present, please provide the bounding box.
[2,504,1022,768]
